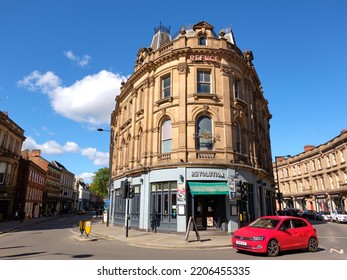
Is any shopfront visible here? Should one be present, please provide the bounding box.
[110,167,274,233]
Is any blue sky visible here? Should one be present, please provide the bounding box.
[1,0,346,182]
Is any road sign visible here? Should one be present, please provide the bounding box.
[228,180,236,192]
[105,199,110,205]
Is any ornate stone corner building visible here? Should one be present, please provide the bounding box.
[109,21,274,232]
[274,129,347,212]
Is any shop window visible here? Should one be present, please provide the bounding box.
[130,185,141,220]
[151,181,177,226]
[197,70,211,93]
[196,115,213,150]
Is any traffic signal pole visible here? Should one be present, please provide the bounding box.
[125,198,130,238]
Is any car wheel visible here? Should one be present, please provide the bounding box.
[307,237,318,252]
[267,239,280,257]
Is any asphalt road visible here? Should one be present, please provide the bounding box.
[0,214,346,260]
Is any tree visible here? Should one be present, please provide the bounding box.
[90,167,110,197]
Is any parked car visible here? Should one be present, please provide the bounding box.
[331,210,347,223]
[302,210,317,220]
[231,216,319,257]
[76,209,86,215]
[316,211,331,221]
[280,208,303,217]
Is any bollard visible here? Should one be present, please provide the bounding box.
[79,220,92,237]
[79,220,85,235]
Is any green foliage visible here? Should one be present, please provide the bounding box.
[90,167,110,197]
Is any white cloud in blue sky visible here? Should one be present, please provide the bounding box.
[64,50,91,67]
[17,69,126,126]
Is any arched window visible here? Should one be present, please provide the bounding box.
[236,122,241,153]
[199,36,207,46]
[161,119,172,153]
[196,116,213,150]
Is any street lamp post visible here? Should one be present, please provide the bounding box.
[97,128,112,227]
[275,155,291,212]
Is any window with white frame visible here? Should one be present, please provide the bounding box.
[197,70,211,93]
[161,75,171,98]
[161,119,172,153]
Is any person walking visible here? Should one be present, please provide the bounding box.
[19,210,25,223]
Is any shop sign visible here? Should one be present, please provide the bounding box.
[191,170,226,179]
[189,54,220,62]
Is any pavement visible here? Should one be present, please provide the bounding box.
[0,214,232,250]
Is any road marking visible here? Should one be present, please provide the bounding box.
[317,236,347,239]
[329,248,344,254]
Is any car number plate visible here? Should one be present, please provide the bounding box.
[236,240,247,246]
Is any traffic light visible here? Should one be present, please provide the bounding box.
[235,181,248,200]
[120,180,128,199]
[128,184,135,198]
[235,180,243,193]
[241,182,248,200]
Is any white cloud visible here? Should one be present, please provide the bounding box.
[17,70,62,94]
[18,68,123,179]
[77,172,95,182]
[22,136,109,166]
[64,50,91,67]
[18,69,126,126]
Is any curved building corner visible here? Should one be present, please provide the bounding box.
[108,21,274,233]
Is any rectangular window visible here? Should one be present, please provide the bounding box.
[162,120,172,153]
[235,79,240,98]
[162,75,171,98]
[0,162,7,184]
[197,70,211,93]
[1,133,8,148]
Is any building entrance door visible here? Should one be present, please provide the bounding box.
[193,195,226,230]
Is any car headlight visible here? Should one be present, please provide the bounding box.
[250,236,265,241]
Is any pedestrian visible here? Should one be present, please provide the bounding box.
[14,210,19,221]
[19,210,25,223]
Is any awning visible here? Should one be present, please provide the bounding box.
[188,182,229,196]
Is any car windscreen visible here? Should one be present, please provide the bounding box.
[249,218,280,229]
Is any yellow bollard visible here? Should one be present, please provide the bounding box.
[84,220,92,237]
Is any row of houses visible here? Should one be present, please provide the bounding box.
[274,129,347,213]
[0,111,100,221]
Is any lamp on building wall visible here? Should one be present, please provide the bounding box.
[97,128,112,227]
[275,155,291,211]
[179,175,184,183]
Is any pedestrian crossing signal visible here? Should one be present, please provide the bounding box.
[120,180,128,198]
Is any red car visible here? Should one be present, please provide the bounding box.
[231,215,319,257]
